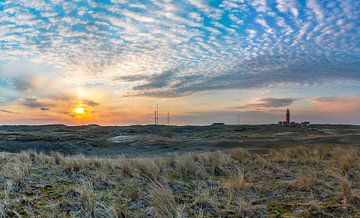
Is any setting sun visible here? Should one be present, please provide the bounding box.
[72,106,89,119]
[74,107,85,115]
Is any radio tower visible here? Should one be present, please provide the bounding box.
[154,110,157,125]
[156,104,159,125]
[167,111,170,125]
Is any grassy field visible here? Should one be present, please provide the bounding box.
[1,124,360,156]
[1,146,359,217]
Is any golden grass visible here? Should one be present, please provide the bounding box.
[0,146,359,217]
[148,180,177,217]
[224,169,247,192]
[293,169,317,190]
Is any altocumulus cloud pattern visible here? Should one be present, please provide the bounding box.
[0,0,359,97]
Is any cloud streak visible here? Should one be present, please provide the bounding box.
[22,98,50,109]
[126,57,360,97]
[227,98,298,111]
[0,109,19,114]
[246,98,298,108]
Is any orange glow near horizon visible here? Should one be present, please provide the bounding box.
[72,105,89,119]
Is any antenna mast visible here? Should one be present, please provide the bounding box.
[167,111,170,125]
[156,104,159,125]
[154,110,157,125]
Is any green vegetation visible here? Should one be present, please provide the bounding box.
[1,146,359,217]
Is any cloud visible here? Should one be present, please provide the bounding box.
[127,56,360,97]
[40,107,50,111]
[83,100,100,107]
[228,98,298,111]
[8,79,33,91]
[307,0,325,22]
[127,70,205,97]
[248,98,298,108]
[310,95,360,105]
[308,95,360,113]
[114,75,149,82]
[133,69,177,91]
[276,0,298,18]
[310,95,360,104]
[0,109,19,114]
[22,98,49,108]
[0,0,359,102]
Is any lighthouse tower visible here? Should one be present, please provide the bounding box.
[286,108,290,125]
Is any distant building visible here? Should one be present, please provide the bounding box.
[301,121,311,128]
[277,109,310,128]
[286,108,290,125]
[212,123,225,126]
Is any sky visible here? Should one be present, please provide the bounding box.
[0,0,359,125]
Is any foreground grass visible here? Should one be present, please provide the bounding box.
[0,146,359,217]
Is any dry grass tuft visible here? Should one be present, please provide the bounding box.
[120,158,133,176]
[60,158,83,174]
[268,149,287,161]
[269,146,311,162]
[224,170,247,192]
[224,169,249,209]
[337,153,354,176]
[193,189,220,216]
[329,148,359,175]
[339,176,353,205]
[148,180,177,217]
[124,179,141,200]
[330,172,356,205]
[256,154,281,172]
[1,158,31,187]
[51,151,63,164]
[230,148,250,163]
[132,158,160,178]
[313,146,331,160]
[208,152,232,176]
[174,154,198,179]
[293,169,317,191]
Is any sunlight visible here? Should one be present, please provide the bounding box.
[72,106,88,119]
[74,106,85,115]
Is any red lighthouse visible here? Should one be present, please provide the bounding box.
[286,108,290,125]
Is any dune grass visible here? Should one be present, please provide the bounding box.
[0,146,359,217]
